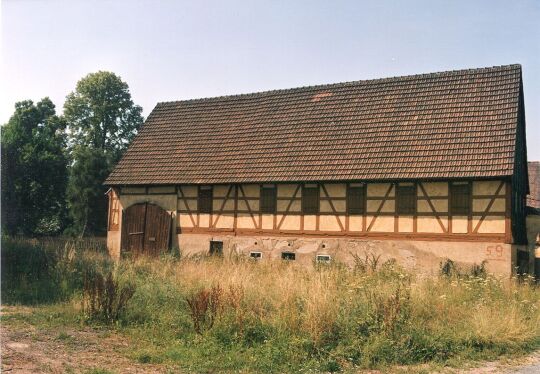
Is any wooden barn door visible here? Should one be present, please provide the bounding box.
[121,203,171,256]
[121,203,147,256]
[144,203,172,256]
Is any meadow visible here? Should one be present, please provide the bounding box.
[2,236,540,373]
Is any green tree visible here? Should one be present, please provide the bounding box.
[1,98,69,236]
[64,71,143,160]
[64,71,143,236]
[65,147,111,237]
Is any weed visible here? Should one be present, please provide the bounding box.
[136,351,163,364]
[185,284,224,334]
[440,258,459,277]
[470,261,488,278]
[82,270,135,324]
[351,250,382,273]
[366,282,411,335]
[440,258,488,278]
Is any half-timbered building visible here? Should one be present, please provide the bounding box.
[527,161,540,276]
[105,64,531,275]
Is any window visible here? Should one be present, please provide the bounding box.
[260,184,276,213]
[396,184,416,214]
[347,183,365,214]
[250,251,262,260]
[198,186,213,214]
[108,192,120,231]
[450,183,471,215]
[302,184,319,214]
[209,241,223,256]
[281,252,296,261]
[316,254,332,263]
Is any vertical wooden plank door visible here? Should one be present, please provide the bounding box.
[144,203,172,256]
[121,203,147,256]
[121,203,171,256]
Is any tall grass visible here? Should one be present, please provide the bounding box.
[2,237,540,372]
[114,256,540,372]
[1,236,111,304]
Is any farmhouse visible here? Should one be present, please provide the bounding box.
[105,64,532,275]
[527,161,540,277]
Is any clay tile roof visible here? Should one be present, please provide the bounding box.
[527,162,540,209]
[106,64,523,185]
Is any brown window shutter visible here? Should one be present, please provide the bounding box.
[198,186,213,214]
[260,185,276,213]
[302,185,319,214]
[397,184,416,214]
[347,184,365,214]
[450,183,471,215]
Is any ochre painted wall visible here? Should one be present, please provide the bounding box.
[107,180,515,274]
[175,181,508,237]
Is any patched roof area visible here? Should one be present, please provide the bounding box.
[528,162,540,209]
[106,64,523,185]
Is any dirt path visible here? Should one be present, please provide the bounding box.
[507,351,540,374]
[1,307,172,374]
[460,351,540,373]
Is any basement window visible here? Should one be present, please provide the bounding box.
[316,254,332,263]
[250,251,262,260]
[209,241,223,256]
[281,252,296,261]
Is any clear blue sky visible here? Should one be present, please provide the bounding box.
[2,0,539,159]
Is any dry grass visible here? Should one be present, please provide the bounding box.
[113,255,540,371]
[2,237,540,372]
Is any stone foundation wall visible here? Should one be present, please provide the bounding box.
[177,233,519,276]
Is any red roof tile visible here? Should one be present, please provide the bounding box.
[527,162,540,209]
[106,64,523,185]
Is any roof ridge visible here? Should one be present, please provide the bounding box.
[155,64,521,107]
